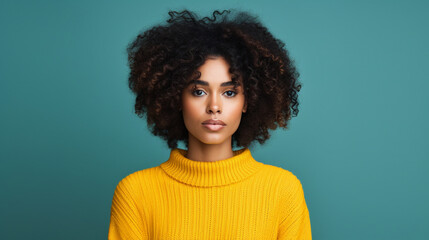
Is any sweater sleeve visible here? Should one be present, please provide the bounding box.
[108,174,148,240]
[277,177,312,240]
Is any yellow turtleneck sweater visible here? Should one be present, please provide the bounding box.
[108,148,311,239]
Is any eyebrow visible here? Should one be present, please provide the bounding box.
[188,80,239,87]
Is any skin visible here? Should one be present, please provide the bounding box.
[181,56,247,162]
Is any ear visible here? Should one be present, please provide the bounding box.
[242,101,247,113]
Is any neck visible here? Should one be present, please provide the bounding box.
[186,135,234,162]
[161,147,262,187]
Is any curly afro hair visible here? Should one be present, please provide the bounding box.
[127,9,301,149]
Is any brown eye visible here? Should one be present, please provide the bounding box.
[224,90,237,97]
[192,89,206,96]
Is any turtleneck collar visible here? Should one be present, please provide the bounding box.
[160,148,264,187]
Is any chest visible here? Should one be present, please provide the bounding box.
[144,183,282,239]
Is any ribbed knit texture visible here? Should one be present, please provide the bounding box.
[109,148,311,239]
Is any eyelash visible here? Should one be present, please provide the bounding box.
[191,89,237,97]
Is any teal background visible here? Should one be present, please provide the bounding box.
[1,0,428,239]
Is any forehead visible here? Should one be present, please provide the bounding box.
[189,57,242,87]
[198,57,230,82]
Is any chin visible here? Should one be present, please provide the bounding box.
[200,138,228,145]
[195,134,230,145]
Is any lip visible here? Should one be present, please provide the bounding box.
[202,124,225,131]
[202,119,226,125]
[202,119,226,131]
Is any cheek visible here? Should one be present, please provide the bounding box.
[227,99,246,123]
[182,97,202,123]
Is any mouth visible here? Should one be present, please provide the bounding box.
[202,123,225,131]
[202,119,226,125]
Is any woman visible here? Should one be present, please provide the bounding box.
[109,10,311,239]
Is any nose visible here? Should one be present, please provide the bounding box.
[206,94,222,114]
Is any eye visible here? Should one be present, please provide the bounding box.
[224,90,237,97]
[192,89,206,97]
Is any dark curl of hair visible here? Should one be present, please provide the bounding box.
[127,9,301,149]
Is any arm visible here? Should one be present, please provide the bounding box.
[108,174,148,240]
[277,178,312,240]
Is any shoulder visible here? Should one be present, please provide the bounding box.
[113,166,163,193]
[257,163,305,195]
[259,163,302,184]
[258,164,309,212]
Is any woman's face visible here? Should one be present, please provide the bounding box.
[181,56,247,147]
